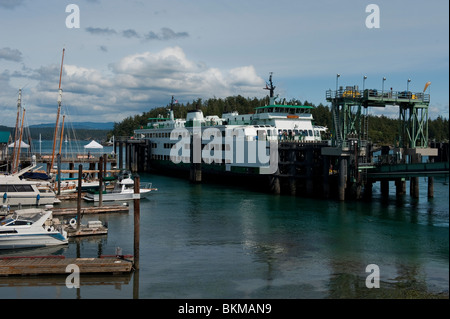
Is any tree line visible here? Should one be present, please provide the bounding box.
[1,126,109,142]
[109,95,449,145]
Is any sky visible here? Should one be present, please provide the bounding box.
[0,0,448,127]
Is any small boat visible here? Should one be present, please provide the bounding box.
[0,165,60,207]
[83,176,156,202]
[0,207,68,250]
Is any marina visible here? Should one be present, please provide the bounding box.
[0,172,447,298]
[0,74,447,299]
[0,0,447,303]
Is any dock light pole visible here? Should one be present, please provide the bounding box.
[363,75,367,91]
[336,74,340,97]
[382,77,386,96]
[407,78,411,91]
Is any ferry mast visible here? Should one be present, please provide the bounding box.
[264,72,276,105]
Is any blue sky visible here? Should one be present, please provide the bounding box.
[0,0,448,126]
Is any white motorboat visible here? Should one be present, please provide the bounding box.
[83,176,156,202]
[0,208,68,250]
[1,166,60,207]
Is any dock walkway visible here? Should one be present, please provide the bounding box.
[0,255,134,276]
[52,205,129,216]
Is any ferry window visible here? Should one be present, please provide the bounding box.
[0,185,6,192]
[308,130,313,136]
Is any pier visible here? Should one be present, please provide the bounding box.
[0,255,133,276]
[52,205,129,216]
[1,152,118,178]
[117,85,448,202]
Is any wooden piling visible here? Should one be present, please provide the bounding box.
[338,157,347,201]
[428,177,434,198]
[381,180,389,196]
[134,175,140,270]
[69,162,74,178]
[410,153,421,198]
[395,178,405,196]
[99,156,103,207]
[428,158,434,198]
[322,155,330,199]
[57,153,61,195]
[77,164,82,230]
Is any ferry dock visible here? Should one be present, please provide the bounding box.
[117,84,449,201]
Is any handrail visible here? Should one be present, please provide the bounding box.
[326,89,430,103]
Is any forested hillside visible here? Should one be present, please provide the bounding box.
[109,95,449,145]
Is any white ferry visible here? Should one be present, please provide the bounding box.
[134,74,327,175]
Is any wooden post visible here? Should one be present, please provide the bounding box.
[338,157,347,201]
[103,153,107,177]
[428,158,434,198]
[305,148,313,196]
[322,155,330,199]
[77,164,82,230]
[69,162,74,178]
[57,153,61,195]
[410,153,420,198]
[134,175,140,270]
[99,156,103,207]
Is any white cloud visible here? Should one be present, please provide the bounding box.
[2,47,267,124]
[0,47,23,62]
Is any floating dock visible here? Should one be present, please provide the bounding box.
[52,205,129,216]
[0,255,134,276]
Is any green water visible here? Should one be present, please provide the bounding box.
[0,172,448,299]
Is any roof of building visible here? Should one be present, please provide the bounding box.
[0,131,11,144]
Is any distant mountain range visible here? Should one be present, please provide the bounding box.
[29,122,114,130]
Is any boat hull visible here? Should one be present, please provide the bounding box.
[83,189,153,202]
[2,194,59,207]
[0,232,68,250]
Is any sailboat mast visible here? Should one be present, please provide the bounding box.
[49,48,65,173]
[58,115,65,155]
[11,89,21,172]
[14,108,26,172]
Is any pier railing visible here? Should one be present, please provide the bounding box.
[326,89,430,103]
[4,152,117,165]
